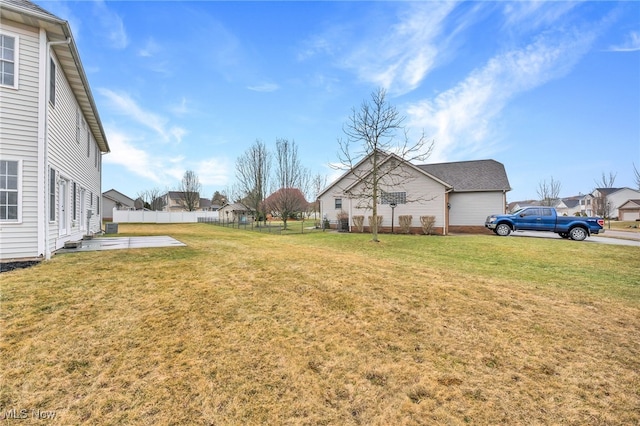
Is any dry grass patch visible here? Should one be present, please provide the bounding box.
[1,224,638,425]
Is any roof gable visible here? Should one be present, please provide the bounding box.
[341,152,452,194]
[619,199,640,208]
[103,189,134,205]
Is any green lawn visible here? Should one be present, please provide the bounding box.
[1,224,638,425]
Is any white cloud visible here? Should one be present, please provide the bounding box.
[502,2,578,31]
[340,2,457,96]
[195,158,231,187]
[171,97,190,116]
[138,38,161,57]
[93,0,128,49]
[247,82,280,93]
[608,31,640,52]
[97,89,187,143]
[407,26,599,162]
[101,129,161,182]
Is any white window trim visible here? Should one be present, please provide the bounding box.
[0,158,23,224]
[0,31,19,90]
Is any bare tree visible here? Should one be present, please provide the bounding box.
[273,138,308,229]
[595,171,617,189]
[335,87,434,242]
[310,173,327,220]
[537,176,561,206]
[137,187,165,211]
[593,171,617,218]
[634,163,640,190]
[235,140,271,221]
[178,170,201,211]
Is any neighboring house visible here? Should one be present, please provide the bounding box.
[592,187,640,219]
[218,202,253,223]
[508,200,538,213]
[102,189,134,221]
[199,198,213,211]
[555,194,595,217]
[1,0,109,261]
[618,199,640,221]
[161,191,200,212]
[317,152,510,235]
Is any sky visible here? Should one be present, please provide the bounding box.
[37,0,640,203]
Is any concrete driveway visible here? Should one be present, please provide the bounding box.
[509,230,640,247]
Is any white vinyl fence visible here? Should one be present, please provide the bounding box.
[112,208,219,224]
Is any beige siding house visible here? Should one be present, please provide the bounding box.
[0,0,109,261]
[318,151,510,235]
[592,187,640,220]
[618,199,640,221]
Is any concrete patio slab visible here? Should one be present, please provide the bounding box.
[56,236,186,253]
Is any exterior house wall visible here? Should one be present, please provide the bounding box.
[218,204,251,223]
[102,189,134,220]
[46,48,103,253]
[448,191,506,233]
[102,197,118,221]
[318,154,510,236]
[1,2,109,262]
[0,20,41,260]
[319,162,448,234]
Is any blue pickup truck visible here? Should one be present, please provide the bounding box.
[485,207,605,241]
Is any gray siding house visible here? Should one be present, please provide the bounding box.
[102,189,135,221]
[318,151,510,235]
[0,0,109,261]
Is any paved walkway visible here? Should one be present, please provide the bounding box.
[56,236,186,253]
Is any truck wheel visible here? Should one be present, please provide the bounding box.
[569,227,587,241]
[495,223,511,236]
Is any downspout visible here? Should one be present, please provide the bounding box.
[444,188,453,236]
[42,36,71,259]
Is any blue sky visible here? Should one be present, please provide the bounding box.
[39,0,639,202]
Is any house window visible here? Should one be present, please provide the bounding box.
[381,191,406,205]
[0,34,17,88]
[335,198,342,209]
[49,58,56,106]
[49,168,56,221]
[0,160,19,221]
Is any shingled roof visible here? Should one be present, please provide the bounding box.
[417,159,511,192]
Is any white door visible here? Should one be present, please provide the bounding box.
[58,179,68,235]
